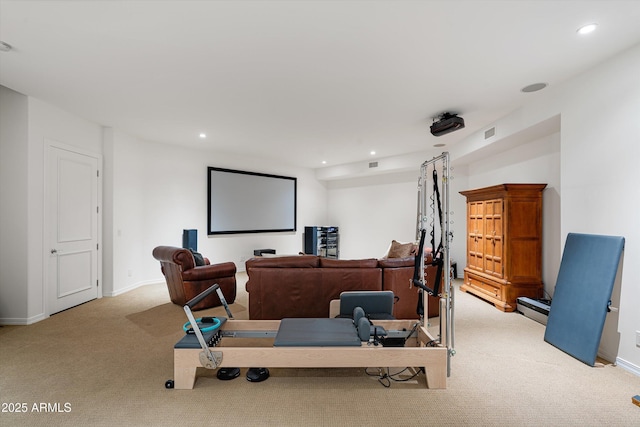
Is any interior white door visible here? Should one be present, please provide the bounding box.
[48,146,99,314]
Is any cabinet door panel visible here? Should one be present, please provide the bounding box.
[467,201,484,271]
[483,199,503,278]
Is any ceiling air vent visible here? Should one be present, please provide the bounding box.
[369,161,379,168]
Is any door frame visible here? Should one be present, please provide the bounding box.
[43,138,103,317]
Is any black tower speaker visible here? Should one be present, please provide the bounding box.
[182,229,197,251]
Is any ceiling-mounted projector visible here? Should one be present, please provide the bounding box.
[430,112,465,137]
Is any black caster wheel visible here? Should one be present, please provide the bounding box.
[165,379,174,389]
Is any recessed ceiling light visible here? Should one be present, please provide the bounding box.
[370,151,376,155]
[521,82,548,93]
[577,23,598,35]
[321,160,327,165]
[199,133,206,139]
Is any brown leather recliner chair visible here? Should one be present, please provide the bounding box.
[152,246,237,311]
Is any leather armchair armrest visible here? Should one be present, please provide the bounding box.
[181,262,236,281]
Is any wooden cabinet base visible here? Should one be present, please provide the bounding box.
[461,270,542,312]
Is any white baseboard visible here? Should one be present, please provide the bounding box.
[104,279,162,297]
[0,313,47,325]
[615,357,640,377]
[597,348,617,364]
[1,281,164,325]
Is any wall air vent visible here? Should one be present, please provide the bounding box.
[485,127,496,139]
[369,161,379,168]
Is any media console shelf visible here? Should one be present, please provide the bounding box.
[304,226,339,259]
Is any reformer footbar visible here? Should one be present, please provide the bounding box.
[179,283,269,383]
[182,284,227,370]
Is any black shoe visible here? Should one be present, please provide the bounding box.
[246,367,270,382]
[216,367,241,380]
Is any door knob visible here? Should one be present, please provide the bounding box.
[51,249,58,254]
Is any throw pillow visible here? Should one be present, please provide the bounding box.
[387,240,415,258]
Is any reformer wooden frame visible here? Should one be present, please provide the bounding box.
[173,319,448,389]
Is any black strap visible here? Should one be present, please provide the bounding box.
[413,228,440,315]
[431,255,443,296]
[412,229,427,290]
[431,168,443,257]
[414,169,446,317]
[429,168,444,296]
[414,229,427,317]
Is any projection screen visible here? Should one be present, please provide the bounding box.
[207,167,297,235]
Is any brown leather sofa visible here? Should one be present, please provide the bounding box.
[245,256,381,319]
[152,246,237,310]
[245,255,440,320]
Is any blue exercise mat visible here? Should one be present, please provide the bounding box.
[544,233,624,366]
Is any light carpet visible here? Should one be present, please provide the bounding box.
[1,275,639,426]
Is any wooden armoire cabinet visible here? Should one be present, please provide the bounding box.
[459,184,546,312]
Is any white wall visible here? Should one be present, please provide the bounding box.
[553,44,640,370]
[0,86,29,321]
[0,88,103,324]
[325,134,561,282]
[464,132,562,297]
[479,43,640,372]
[103,129,329,295]
[325,133,560,284]
[325,166,468,268]
[27,98,104,322]
[327,171,420,260]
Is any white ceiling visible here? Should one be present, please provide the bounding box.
[2,1,640,170]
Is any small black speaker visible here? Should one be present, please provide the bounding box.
[182,229,197,251]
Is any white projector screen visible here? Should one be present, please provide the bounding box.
[208,167,297,235]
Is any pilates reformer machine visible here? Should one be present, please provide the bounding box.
[166,152,454,390]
